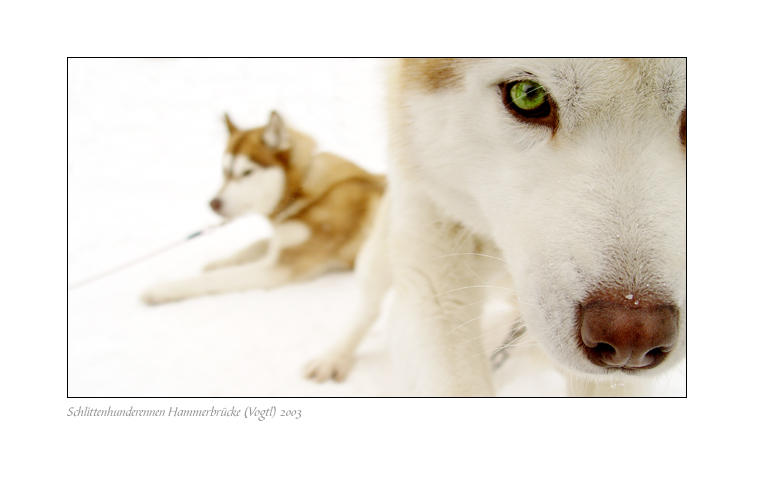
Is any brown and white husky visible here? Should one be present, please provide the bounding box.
[142,111,385,305]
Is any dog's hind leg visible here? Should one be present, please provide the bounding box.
[304,199,391,382]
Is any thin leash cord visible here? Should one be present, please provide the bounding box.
[67,220,230,291]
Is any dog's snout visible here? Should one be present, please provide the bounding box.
[210,198,222,213]
[578,294,678,371]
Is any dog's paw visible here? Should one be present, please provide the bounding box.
[303,351,355,383]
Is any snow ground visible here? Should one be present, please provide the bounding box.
[67,58,685,397]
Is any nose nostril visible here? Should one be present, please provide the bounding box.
[643,346,668,365]
[590,343,616,357]
[588,343,626,367]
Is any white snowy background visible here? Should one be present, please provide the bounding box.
[68,58,685,397]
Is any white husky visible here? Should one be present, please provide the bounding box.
[305,58,686,396]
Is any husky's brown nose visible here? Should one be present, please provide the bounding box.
[209,198,222,213]
[579,294,678,370]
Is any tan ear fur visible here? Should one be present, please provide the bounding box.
[224,113,239,135]
[262,111,291,151]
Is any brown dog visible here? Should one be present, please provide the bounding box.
[142,111,385,305]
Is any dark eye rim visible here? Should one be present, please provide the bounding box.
[241,169,253,177]
[499,80,558,134]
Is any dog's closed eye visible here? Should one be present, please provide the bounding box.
[242,169,253,177]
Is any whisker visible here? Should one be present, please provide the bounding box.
[413,214,456,232]
[433,284,520,297]
[449,298,492,311]
[491,324,529,351]
[443,307,519,338]
[480,323,521,344]
[457,323,534,352]
[433,285,538,307]
[452,224,478,253]
[429,252,509,265]
[465,261,486,285]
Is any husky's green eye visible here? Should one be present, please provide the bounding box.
[500,79,557,132]
[510,81,546,111]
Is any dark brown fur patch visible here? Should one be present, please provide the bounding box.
[269,157,307,218]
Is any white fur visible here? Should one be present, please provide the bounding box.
[309,58,686,396]
[273,220,311,249]
[213,155,286,219]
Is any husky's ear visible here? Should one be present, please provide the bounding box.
[262,111,291,151]
[224,113,239,135]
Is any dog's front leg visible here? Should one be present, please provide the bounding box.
[203,239,270,272]
[142,221,311,305]
[141,260,291,305]
[142,233,288,305]
[387,208,495,396]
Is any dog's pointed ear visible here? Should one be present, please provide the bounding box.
[262,111,290,151]
[224,113,239,135]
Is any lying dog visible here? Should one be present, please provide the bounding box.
[306,58,686,396]
[142,111,385,305]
